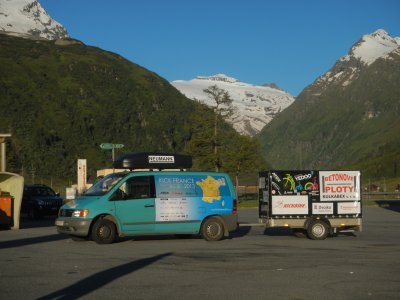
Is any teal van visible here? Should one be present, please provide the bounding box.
[55,153,238,244]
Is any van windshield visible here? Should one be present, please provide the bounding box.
[85,173,127,196]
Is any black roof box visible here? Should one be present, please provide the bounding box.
[113,152,192,170]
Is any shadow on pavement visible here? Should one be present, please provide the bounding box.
[36,252,172,300]
[263,227,294,236]
[0,233,68,249]
[116,234,199,243]
[375,200,400,213]
[230,225,252,238]
[19,215,58,229]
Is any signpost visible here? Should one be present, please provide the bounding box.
[100,143,124,161]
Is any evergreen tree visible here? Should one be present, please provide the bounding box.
[223,134,267,192]
[185,101,215,170]
[203,85,233,171]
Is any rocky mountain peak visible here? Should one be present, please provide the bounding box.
[0,0,68,40]
[345,29,400,66]
[305,29,400,95]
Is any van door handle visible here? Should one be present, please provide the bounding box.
[144,204,155,208]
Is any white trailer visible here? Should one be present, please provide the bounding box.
[258,170,362,240]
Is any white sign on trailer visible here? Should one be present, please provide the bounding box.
[271,195,308,215]
[337,201,361,214]
[312,202,334,214]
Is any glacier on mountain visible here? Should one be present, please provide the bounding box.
[172,74,295,136]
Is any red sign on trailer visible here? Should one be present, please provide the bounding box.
[320,171,361,201]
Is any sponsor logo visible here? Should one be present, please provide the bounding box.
[218,178,226,186]
[272,195,309,215]
[337,202,360,214]
[312,202,333,214]
[149,155,175,163]
[324,186,354,193]
[271,182,281,194]
[272,172,281,182]
[313,204,331,209]
[274,200,306,209]
[339,204,356,210]
[294,173,312,181]
[324,173,354,182]
[283,203,305,208]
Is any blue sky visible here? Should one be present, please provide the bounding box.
[40,0,400,96]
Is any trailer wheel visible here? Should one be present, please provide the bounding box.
[91,219,116,244]
[307,220,329,240]
[201,217,224,241]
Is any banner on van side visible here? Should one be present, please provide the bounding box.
[156,198,192,221]
[154,175,233,222]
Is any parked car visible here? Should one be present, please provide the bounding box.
[21,184,64,218]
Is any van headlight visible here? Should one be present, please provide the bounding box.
[72,209,89,217]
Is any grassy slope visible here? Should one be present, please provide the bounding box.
[0,35,195,179]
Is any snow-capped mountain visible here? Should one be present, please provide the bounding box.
[308,29,400,93]
[172,74,295,136]
[0,0,68,40]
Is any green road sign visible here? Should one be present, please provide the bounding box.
[100,143,125,150]
[100,143,114,149]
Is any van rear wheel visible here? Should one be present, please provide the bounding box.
[201,217,224,241]
[91,219,116,244]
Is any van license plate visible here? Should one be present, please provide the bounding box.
[55,220,64,226]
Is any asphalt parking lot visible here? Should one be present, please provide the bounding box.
[1,205,400,300]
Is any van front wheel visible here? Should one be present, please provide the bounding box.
[201,217,224,241]
[91,219,116,244]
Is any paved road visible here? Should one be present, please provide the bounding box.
[1,206,399,300]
